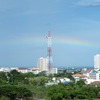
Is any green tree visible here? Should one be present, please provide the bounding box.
[8,70,21,83]
[48,74,53,81]
[76,80,85,87]
[24,72,35,78]
[97,91,100,98]
[0,96,9,100]
[33,76,48,86]
[38,71,46,76]
[47,85,67,100]
[0,72,8,84]
[82,85,97,99]
[69,88,88,99]
[0,85,32,100]
[10,70,20,75]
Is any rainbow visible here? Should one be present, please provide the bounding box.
[7,35,98,48]
[53,37,94,47]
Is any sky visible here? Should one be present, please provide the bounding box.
[0,0,100,68]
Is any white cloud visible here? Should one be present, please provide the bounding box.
[76,0,100,6]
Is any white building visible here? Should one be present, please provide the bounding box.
[52,77,70,84]
[17,68,30,73]
[85,70,100,84]
[89,71,100,80]
[0,67,11,72]
[94,54,100,69]
[81,68,92,78]
[37,57,48,71]
[52,68,58,74]
[37,57,58,74]
[32,68,41,74]
[72,73,87,82]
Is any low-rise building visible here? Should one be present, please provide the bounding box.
[52,77,70,84]
[17,68,30,73]
[80,68,100,84]
[90,81,100,85]
[32,68,41,74]
[81,68,92,78]
[72,73,86,82]
[0,67,11,72]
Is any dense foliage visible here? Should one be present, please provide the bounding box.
[0,85,32,100]
[0,70,100,100]
[47,83,100,100]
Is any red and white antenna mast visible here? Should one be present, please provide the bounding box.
[47,31,53,73]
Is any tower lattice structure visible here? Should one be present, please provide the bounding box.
[47,31,53,73]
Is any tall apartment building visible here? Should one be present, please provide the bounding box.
[94,54,100,69]
[37,57,48,71]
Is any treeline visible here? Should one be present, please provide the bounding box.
[47,82,100,100]
[0,70,100,100]
[0,85,32,100]
[0,70,48,100]
[0,70,52,100]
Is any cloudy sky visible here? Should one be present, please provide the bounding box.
[0,0,100,68]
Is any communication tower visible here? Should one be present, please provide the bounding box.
[46,31,53,73]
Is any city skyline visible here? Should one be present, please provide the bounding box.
[0,0,100,67]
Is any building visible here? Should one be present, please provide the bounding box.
[80,69,100,84]
[89,70,100,80]
[72,73,86,82]
[52,68,58,74]
[17,68,30,73]
[94,54,100,69]
[52,77,70,83]
[32,68,41,74]
[0,67,12,72]
[37,57,48,71]
[85,70,100,84]
[81,68,92,78]
[90,81,100,85]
